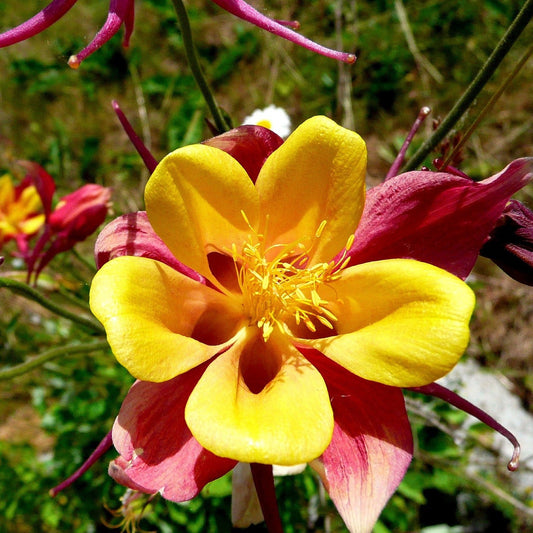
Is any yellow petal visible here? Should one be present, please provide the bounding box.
[303,259,475,387]
[0,174,15,206]
[19,184,43,213]
[145,144,260,283]
[90,256,244,382]
[185,327,333,464]
[19,214,45,235]
[255,116,367,264]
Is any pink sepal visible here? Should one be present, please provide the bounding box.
[0,0,78,47]
[305,350,412,533]
[94,211,205,284]
[108,456,154,493]
[211,0,355,63]
[203,125,284,183]
[347,158,533,279]
[112,366,237,502]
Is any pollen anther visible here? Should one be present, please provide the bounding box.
[232,219,349,341]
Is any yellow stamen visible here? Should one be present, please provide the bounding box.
[315,219,327,238]
[232,219,349,341]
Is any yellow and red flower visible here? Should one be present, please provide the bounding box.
[9,161,112,280]
[85,116,531,532]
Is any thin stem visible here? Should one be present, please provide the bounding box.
[250,463,284,533]
[0,277,104,334]
[58,284,91,312]
[171,0,231,133]
[442,42,533,169]
[402,0,533,171]
[0,340,109,380]
[71,247,97,274]
[394,0,442,83]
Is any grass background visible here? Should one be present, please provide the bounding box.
[0,0,532,531]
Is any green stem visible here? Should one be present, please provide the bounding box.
[0,341,109,380]
[171,0,231,133]
[442,42,533,169]
[402,0,533,171]
[0,277,104,334]
[71,247,97,274]
[58,284,92,312]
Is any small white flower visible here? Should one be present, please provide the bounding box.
[242,105,292,138]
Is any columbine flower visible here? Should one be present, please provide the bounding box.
[0,0,354,68]
[13,161,112,280]
[242,105,292,139]
[90,116,479,532]
[0,173,45,254]
[29,183,112,279]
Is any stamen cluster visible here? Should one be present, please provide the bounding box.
[232,220,348,341]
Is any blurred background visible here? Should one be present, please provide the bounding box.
[0,0,532,531]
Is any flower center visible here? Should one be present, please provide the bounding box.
[256,119,272,129]
[232,216,352,341]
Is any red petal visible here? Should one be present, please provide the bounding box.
[108,456,150,493]
[347,158,532,279]
[112,365,236,501]
[49,184,111,229]
[306,350,412,533]
[17,160,56,217]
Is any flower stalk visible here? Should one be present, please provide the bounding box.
[0,340,109,380]
[441,42,533,169]
[170,0,231,133]
[250,464,284,533]
[0,277,105,334]
[402,0,533,171]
